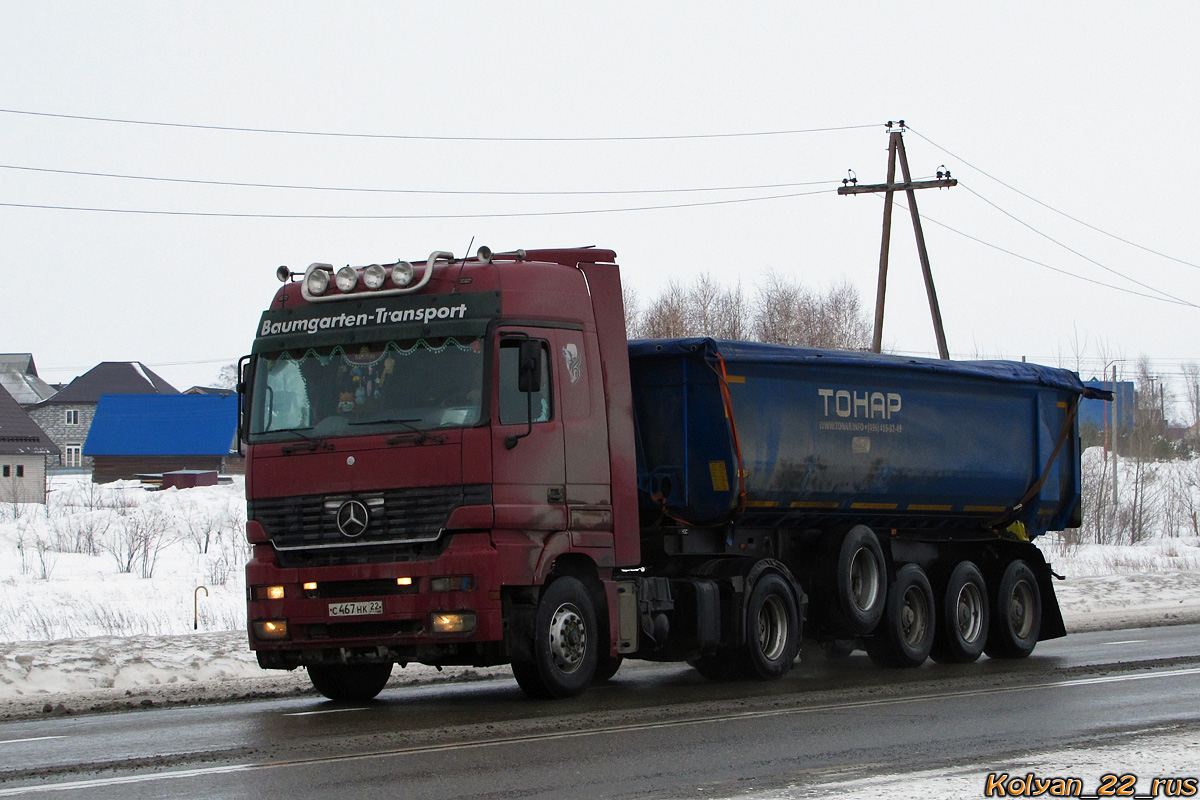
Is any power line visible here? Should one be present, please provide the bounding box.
[959,182,1198,308]
[907,126,1200,273]
[0,108,879,142]
[0,186,835,219]
[904,201,1199,309]
[0,163,836,196]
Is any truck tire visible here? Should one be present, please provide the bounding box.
[689,571,801,681]
[511,577,598,699]
[985,559,1041,659]
[930,561,989,664]
[306,663,393,702]
[865,563,935,668]
[742,572,801,679]
[827,525,886,636]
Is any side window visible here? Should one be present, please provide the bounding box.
[499,339,552,425]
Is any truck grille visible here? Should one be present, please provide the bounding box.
[249,485,490,554]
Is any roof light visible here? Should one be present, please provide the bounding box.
[336,266,358,292]
[306,267,330,296]
[391,261,415,287]
[363,264,387,289]
[276,266,292,283]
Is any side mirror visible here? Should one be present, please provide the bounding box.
[517,340,542,393]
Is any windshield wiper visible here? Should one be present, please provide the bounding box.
[349,417,445,445]
[271,428,334,452]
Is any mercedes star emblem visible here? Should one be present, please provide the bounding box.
[336,500,370,538]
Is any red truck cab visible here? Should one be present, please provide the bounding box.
[242,248,638,699]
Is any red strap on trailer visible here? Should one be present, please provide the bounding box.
[714,353,748,516]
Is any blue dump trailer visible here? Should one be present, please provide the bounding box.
[624,338,1108,671]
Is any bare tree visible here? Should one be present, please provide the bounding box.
[751,272,870,350]
[641,280,692,339]
[1182,361,1200,434]
[622,284,645,339]
[216,363,239,390]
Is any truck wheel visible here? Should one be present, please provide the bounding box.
[511,577,598,699]
[827,525,886,636]
[742,572,801,679]
[306,663,393,702]
[985,560,1041,659]
[930,561,989,664]
[865,564,935,668]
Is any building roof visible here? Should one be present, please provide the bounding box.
[42,362,178,405]
[184,386,236,396]
[0,384,60,456]
[0,354,38,374]
[0,353,57,404]
[84,394,238,457]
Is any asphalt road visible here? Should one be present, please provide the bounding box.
[1,624,1198,799]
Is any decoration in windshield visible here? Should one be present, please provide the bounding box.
[250,337,484,440]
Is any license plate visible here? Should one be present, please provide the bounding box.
[328,601,384,617]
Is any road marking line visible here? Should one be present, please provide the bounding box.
[1106,639,1147,645]
[283,707,368,717]
[3,666,1199,796]
[0,737,66,746]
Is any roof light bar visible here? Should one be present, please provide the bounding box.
[299,251,452,303]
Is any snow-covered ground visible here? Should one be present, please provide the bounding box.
[0,467,1198,722]
[1,467,1199,797]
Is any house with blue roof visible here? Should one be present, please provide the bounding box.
[83,393,240,484]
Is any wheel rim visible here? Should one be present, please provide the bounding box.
[548,602,587,674]
[955,582,985,643]
[900,585,930,648]
[756,594,790,661]
[849,547,881,613]
[1009,580,1035,640]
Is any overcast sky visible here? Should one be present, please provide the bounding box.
[2,2,1197,405]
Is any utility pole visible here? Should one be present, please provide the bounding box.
[839,120,956,358]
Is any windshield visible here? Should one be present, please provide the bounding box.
[248,337,484,441]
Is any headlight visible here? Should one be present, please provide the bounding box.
[336,266,359,292]
[430,576,474,592]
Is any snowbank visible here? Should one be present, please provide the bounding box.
[1,468,1199,719]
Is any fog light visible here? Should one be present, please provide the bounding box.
[363,263,388,289]
[306,268,330,295]
[431,612,476,634]
[397,577,412,586]
[391,261,415,287]
[303,582,318,591]
[336,266,358,292]
[253,619,289,640]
